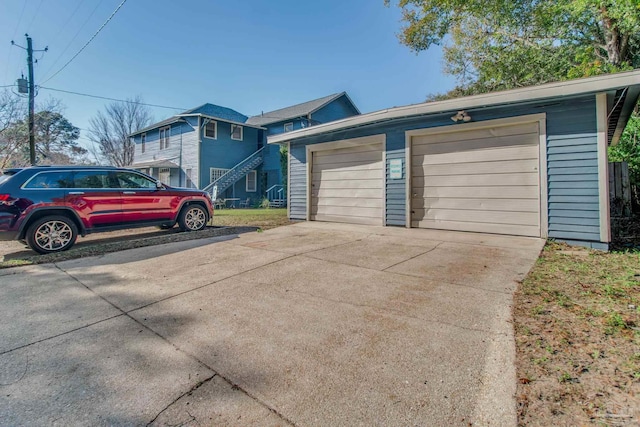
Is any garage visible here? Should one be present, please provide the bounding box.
[409,120,542,237]
[309,138,384,226]
[276,71,640,249]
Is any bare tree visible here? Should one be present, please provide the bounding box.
[0,90,26,168]
[88,95,153,167]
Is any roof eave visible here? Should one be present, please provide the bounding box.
[129,117,184,137]
[268,70,640,145]
[177,113,266,130]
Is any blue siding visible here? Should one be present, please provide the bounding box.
[266,119,309,136]
[285,95,605,247]
[199,122,260,187]
[545,100,600,243]
[311,95,359,124]
[385,131,406,226]
[289,144,307,219]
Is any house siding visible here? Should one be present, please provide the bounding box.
[181,117,200,188]
[385,131,406,225]
[266,118,309,136]
[285,95,603,246]
[199,122,260,188]
[311,95,359,124]
[133,119,199,187]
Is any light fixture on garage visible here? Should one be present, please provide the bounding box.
[451,110,472,123]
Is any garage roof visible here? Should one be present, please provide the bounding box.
[268,70,640,146]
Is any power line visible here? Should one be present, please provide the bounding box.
[3,2,29,84]
[38,86,186,110]
[41,0,128,84]
[49,0,90,45]
[41,0,104,81]
[26,0,46,32]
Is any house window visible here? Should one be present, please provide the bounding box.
[210,167,230,183]
[159,168,170,185]
[246,170,257,192]
[141,133,146,153]
[205,121,217,139]
[231,124,243,141]
[159,126,170,149]
[284,122,293,132]
[186,168,193,188]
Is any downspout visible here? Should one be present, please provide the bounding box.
[197,116,201,189]
[179,124,183,187]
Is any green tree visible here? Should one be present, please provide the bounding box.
[0,98,86,167]
[609,112,640,184]
[387,0,640,95]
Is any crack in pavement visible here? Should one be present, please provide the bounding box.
[146,374,217,426]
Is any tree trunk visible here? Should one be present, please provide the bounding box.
[601,6,621,66]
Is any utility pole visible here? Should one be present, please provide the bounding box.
[11,34,47,165]
[26,35,35,165]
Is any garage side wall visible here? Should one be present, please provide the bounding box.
[286,96,603,246]
[289,145,307,219]
[546,99,602,248]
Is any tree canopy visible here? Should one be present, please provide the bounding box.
[388,0,640,95]
[0,94,87,167]
[387,0,640,185]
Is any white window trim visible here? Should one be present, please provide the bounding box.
[246,170,257,192]
[284,122,293,132]
[596,92,611,243]
[231,124,243,141]
[210,167,230,183]
[204,121,218,139]
[159,126,171,150]
[141,133,146,153]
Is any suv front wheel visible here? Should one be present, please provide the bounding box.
[26,215,78,254]
[178,205,208,232]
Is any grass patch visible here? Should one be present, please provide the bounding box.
[211,208,289,229]
[515,242,640,425]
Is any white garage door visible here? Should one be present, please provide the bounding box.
[411,121,541,237]
[310,142,383,226]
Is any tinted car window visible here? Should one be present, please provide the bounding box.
[116,172,157,189]
[23,171,74,189]
[73,171,115,189]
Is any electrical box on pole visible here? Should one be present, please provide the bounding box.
[17,77,28,93]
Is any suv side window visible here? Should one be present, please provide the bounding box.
[116,172,157,189]
[73,171,117,189]
[23,171,74,189]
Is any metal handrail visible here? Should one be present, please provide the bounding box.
[202,146,265,195]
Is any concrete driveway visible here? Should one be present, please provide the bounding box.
[0,222,544,426]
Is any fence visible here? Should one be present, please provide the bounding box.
[609,162,633,216]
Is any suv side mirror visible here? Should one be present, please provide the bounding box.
[156,181,164,189]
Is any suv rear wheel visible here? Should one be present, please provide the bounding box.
[26,215,78,254]
[178,205,207,232]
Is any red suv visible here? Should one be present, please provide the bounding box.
[0,166,214,254]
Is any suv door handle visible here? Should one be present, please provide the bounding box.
[68,191,85,195]
[122,191,136,195]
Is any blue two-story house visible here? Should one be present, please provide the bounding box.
[129,92,359,205]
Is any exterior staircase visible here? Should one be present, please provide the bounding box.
[266,184,286,207]
[202,147,265,197]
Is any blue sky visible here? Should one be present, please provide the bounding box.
[0,0,455,148]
